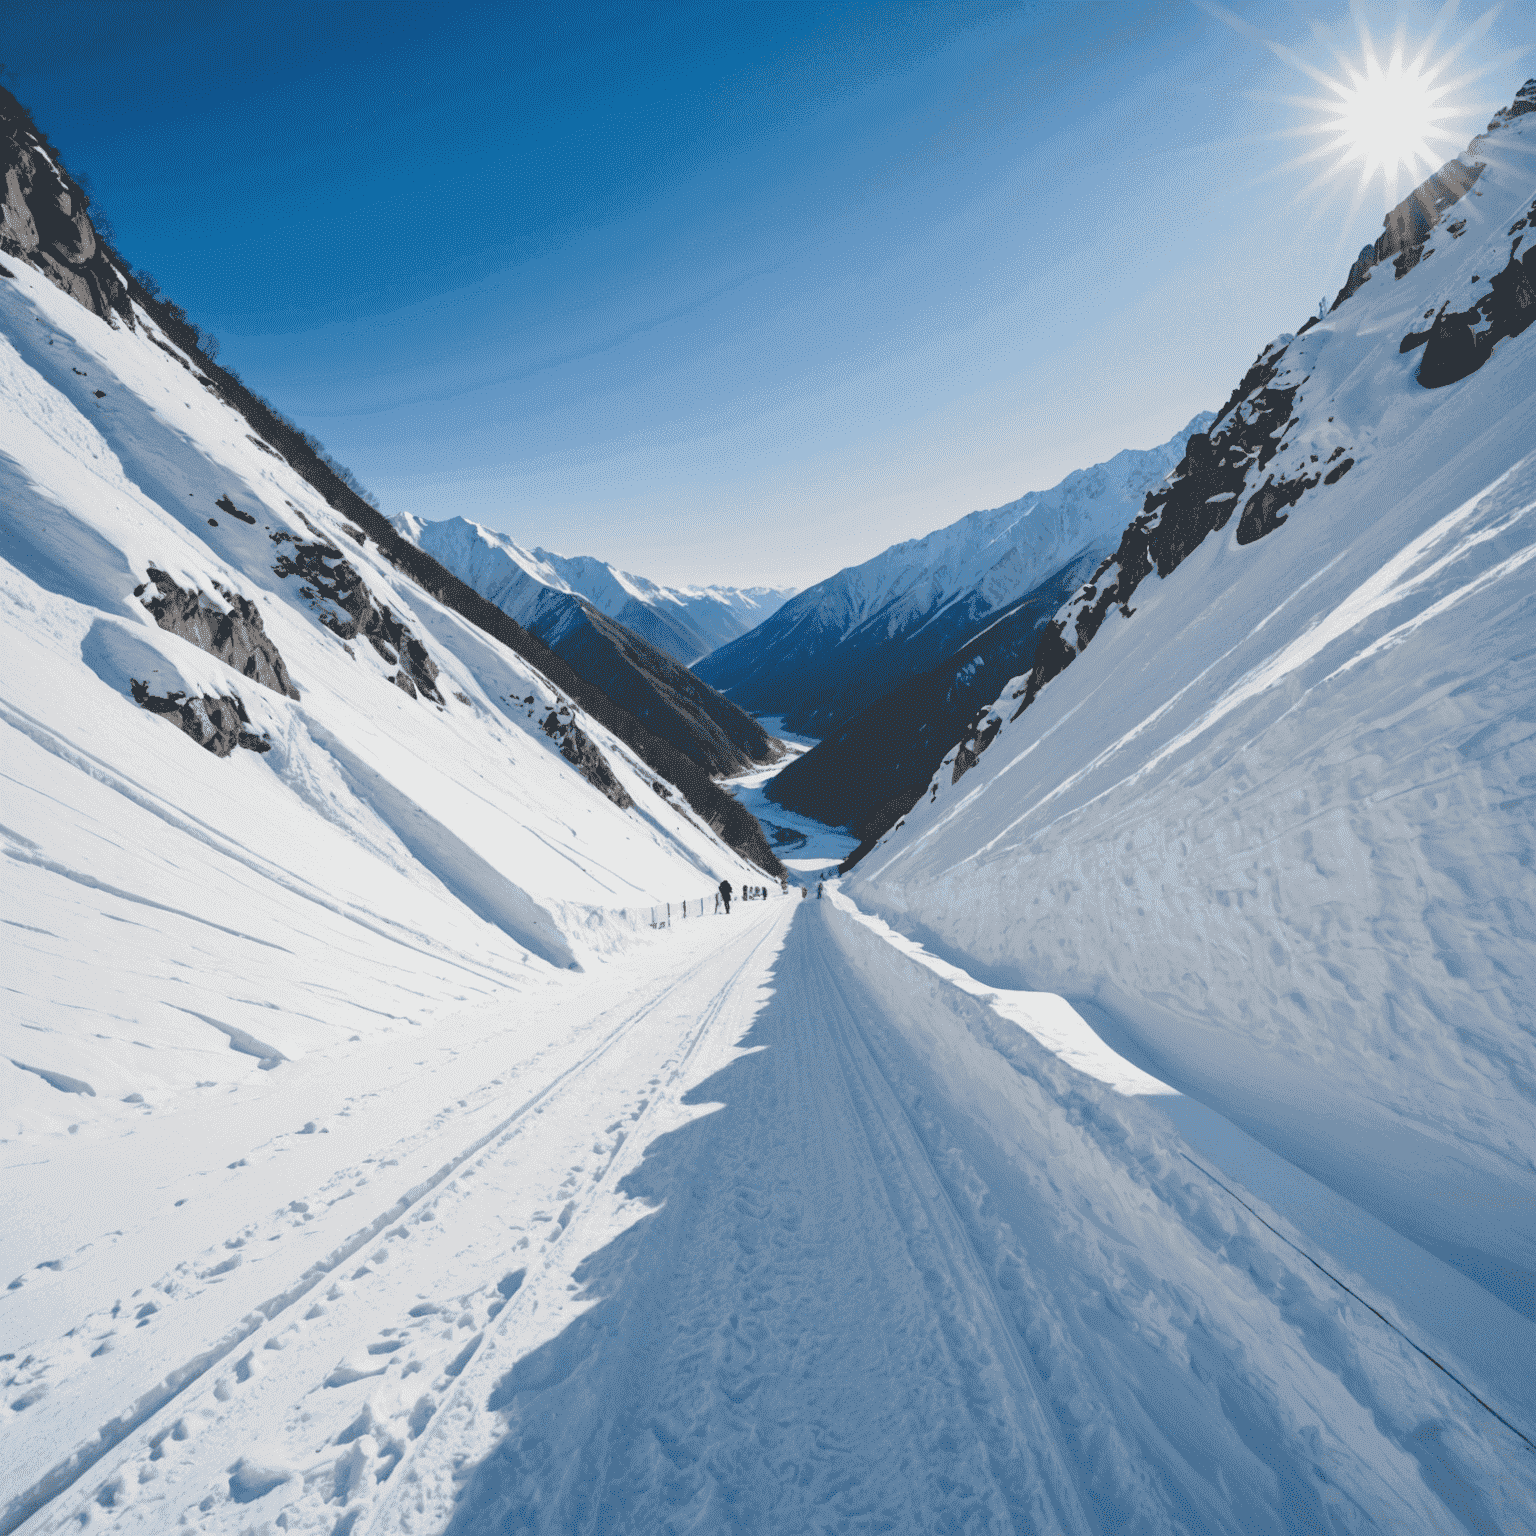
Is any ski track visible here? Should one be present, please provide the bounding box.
[7,897,1533,1535]
[3,905,789,1536]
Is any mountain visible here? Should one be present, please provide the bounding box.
[393,516,781,777]
[694,415,1213,740]
[394,513,795,665]
[1,82,790,1119]
[845,84,1536,1321]
[764,553,1095,842]
[0,87,785,870]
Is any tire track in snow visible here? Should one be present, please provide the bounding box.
[805,920,1098,1534]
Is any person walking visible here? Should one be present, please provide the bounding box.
[719,879,732,915]
[816,880,824,900]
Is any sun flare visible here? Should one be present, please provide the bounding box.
[1215,0,1509,214]
[1324,50,1450,180]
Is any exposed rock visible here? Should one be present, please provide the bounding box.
[270,534,442,703]
[950,713,1001,784]
[1484,77,1536,133]
[540,709,633,809]
[137,568,299,699]
[129,681,271,757]
[1331,158,1483,310]
[214,494,256,525]
[1000,332,1366,727]
[0,87,134,327]
[1236,470,1320,545]
[1414,245,1536,388]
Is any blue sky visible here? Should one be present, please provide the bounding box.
[6,1,1529,585]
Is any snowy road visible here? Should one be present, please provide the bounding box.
[6,898,1534,1534]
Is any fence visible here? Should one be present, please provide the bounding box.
[641,883,789,929]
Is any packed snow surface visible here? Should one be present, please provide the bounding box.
[6,897,1532,1535]
[849,117,1536,1327]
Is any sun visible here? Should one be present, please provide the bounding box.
[1317,45,1457,184]
[1204,0,1510,214]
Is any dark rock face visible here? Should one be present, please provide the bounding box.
[129,681,271,757]
[527,594,778,777]
[995,329,1366,735]
[950,714,1000,784]
[1413,242,1536,388]
[137,567,299,699]
[270,533,443,703]
[1007,340,1302,724]
[0,87,134,327]
[1235,469,1320,545]
[1485,77,1536,133]
[540,707,632,809]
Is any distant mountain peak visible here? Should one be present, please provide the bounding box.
[392,513,795,665]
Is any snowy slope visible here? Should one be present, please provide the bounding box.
[696,413,1212,734]
[392,513,795,665]
[0,231,770,1144]
[848,93,1536,1322]
[391,514,782,774]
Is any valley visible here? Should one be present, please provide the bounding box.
[4,49,1535,1536]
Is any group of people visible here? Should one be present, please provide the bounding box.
[717,876,826,913]
[717,879,774,913]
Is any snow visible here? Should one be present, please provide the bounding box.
[848,118,1536,1328]
[390,513,795,662]
[8,896,1531,1534]
[0,252,766,1145]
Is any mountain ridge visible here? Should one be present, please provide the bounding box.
[0,82,781,874]
[696,413,1213,739]
[390,513,783,775]
[393,512,795,665]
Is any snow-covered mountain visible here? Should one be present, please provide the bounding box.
[0,86,778,1138]
[695,415,1212,737]
[393,513,794,665]
[389,514,783,774]
[848,85,1536,1323]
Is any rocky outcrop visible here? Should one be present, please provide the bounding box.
[0,87,134,327]
[270,533,443,703]
[1484,77,1536,133]
[1330,158,1483,310]
[137,568,300,698]
[129,681,271,757]
[540,706,632,809]
[1409,238,1536,388]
